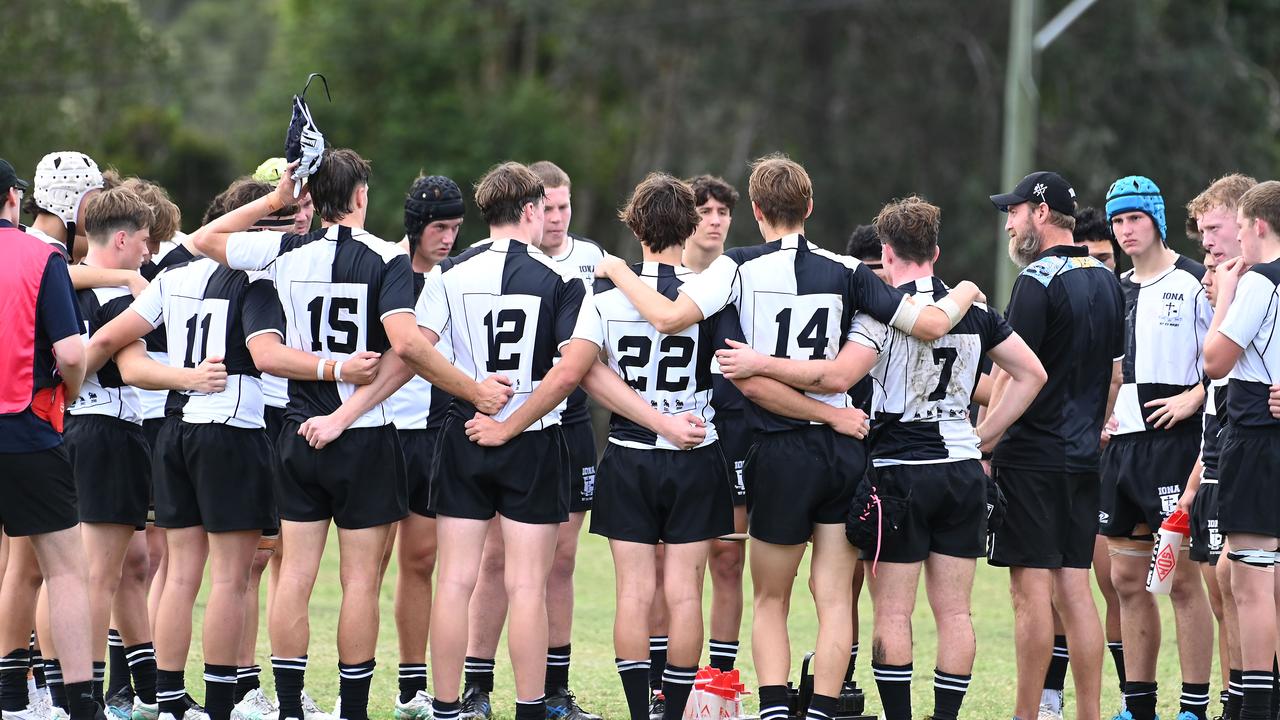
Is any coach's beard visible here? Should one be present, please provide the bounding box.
[1008,226,1042,268]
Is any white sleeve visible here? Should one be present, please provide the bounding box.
[679,254,740,319]
[570,293,605,349]
[1219,271,1274,350]
[847,312,888,353]
[128,273,166,329]
[414,265,449,336]
[225,231,285,271]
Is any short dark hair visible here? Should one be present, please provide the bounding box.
[845,224,881,261]
[308,148,371,223]
[202,177,297,225]
[84,187,153,244]
[618,173,700,254]
[474,162,544,227]
[1072,206,1113,243]
[874,196,939,264]
[688,175,739,212]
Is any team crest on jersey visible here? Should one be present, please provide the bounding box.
[1020,254,1105,287]
[1158,292,1184,327]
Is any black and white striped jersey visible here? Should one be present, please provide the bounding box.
[129,258,280,428]
[388,271,455,431]
[678,233,911,433]
[416,238,587,431]
[549,233,605,426]
[573,262,720,450]
[1218,259,1280,428]
[69,285,142,423]
[850,277,1013,466]
[1200,377,1228,482]
[227,224,415,428]
[1114,256,1212,435]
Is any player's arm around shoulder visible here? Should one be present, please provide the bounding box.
[596,254,707,334]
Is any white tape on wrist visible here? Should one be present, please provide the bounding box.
[889,298,923,334]
[316,359,326,380]
[935,296,965,329]
[334,361,344,383]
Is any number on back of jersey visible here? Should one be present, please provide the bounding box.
[752,293,842,361]
[288,282,368,357]
[169,296,230,375]
[465,293,539,392]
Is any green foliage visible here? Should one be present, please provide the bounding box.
[6,0,1280,295]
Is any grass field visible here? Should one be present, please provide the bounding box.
[182,527,1214,719]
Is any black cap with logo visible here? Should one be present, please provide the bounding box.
[990,171,1077,215]
[0,159,30,194]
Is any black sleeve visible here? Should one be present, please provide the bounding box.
[1004,275,1049,353]
[37,254,83,344]
[983,306,1016,354]
[241,279,286,338]
[554,275,587,346]
[713,304,746,348]
[850,262,908,324]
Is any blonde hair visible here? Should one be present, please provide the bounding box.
[748,153,812,228]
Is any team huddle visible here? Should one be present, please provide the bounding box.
[0,139,1279,720]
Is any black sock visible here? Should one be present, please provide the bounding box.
[464,656,495,693]
[31,643,46,690]
[648,637,668,692]
[124,643,156,705]
[92,661,106,705]
[1180,681,1210,720]
[235,666,261,703]
[398,662,427,704]
[545,644,570,693]
[433,697,461,720]
[1228,668,1244,720]
[107,630,129,699]
[1124,680,1158,720]
[156,668,187,719]
[0,649,31,712]
[46,659,67,710]
[64,680,98,720]
[932,668,971,720]
[1043,635,1068,692]
[806,693,836,720]
[1242,670,1274,720]
[872,662,913,720]
[845,643,859,683]
[661,664,696,720]
[338,658,376,720]
[616,659,651,720]
[271,655,306,720]
[757,684,789,720]
[1107,641,1126,694]
[515,696,545,720]
[708,639,739,672]
[204,663,237,720]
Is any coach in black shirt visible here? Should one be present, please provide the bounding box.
[987,171,1125,720]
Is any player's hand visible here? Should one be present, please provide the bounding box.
[276,161,303,204]
[465,412,513,447]
[595,254,627,279]
[341,351,381,385]
[955,279,987,304]
[1100,415,1118,448]
[1176,485,1197,516]
[126,272,149,297]
[828,407,869,439]
[1215,257,1246,302]
[716,338,769,380]
[656,413,707,450]
[1145,389,1203,430]
[1270,385,1280,419]
[187,356,227,394]
[298,413,349,450]
[472,374,514,415]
